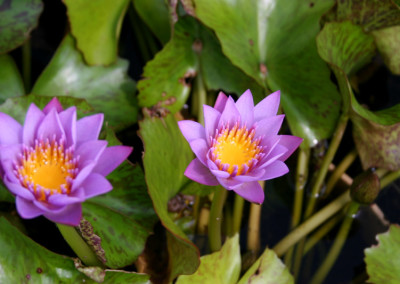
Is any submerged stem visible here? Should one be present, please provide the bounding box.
[209,187,228,252]
[232,194,245,234]
[57,223,103,267]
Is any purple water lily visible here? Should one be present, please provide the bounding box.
[178,90,302,204]
[0,98,132,226]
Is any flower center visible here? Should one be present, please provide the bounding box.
[16,139,78,201]
[212,124,262,175]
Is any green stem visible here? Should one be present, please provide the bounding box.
[57,224,103,267]
[209,187,228,252]
[273,191,351,257]
[309,202,360,284]
[247,203,262,253]
[285,147,310,268]
[380,169,400,189]
[22,39,31,92]
[325,148,358,196]
[232,194,245,234]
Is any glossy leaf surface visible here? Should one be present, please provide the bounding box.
[0,54,24,102]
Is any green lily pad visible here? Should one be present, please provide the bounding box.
[64,0,130,65]
[139,114,200,280]
[0,54,24,102]
[0,217,90,282]
[137,16,264,114]
[193,0,341,147]
[323,0,400,31]
[365,224,400,283]
[372,25,400,75]
[316,21,376,76]
[176,234,241,284]
[103,270,150,283]
[239,247,294,284]
[0,0,43,53]
[133,0,172,45]
[32,34,138,131]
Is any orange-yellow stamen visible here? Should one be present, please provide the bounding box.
[17,139,77,201]
[212,125,262,175]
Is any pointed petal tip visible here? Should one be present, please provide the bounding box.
[43,97,63,114]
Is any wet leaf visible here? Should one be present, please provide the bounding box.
[365,224,400,283]
[0,217,90,282]
[137,16,264,114]
[372,25,400,75]
[176,234,241,284]
[32,34,138,131]
[0,0,43,53]
[63,0,130,65]
[139,114,200,280]
[193,0,341,147]
[103,270,150,283]
[239,247,293,284]
[323,0,400,31]
[133,0,171,45]
[0,54,24,102]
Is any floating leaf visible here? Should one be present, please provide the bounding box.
[0,0,43,53]
[103,271,150,283]
[137,16,264,114]
[176,234,241,284]
[372,25,400,75]
[323,0,400,31]
[0,217,89,282]
[0,54,24,102]
[365,224,400,283]
[193,0,341,146]
[64,0,130,65]
[239,247,294,284]
[32,34,138,130]
[139,114,199,280]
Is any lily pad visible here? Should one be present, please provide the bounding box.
[193,0,341,147]
[32,34,138,130]
[0,54,24,102]
[0,0,43,53]
[64,0,130,65]
[176,234,241,284]
[0,217,89,282]
[139,114,200,280]
[365,224,400,283]
[239,247,294,284]
[137,16,264,114]
[372,25,400,75]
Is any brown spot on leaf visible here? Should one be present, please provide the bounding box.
[179,69,197,87]
[192,39,202,53]
[36,267,43,274]
[79,218,107,264]
[259,63,268,76]
[309,2,314,7]
[168,193,195,216]
[26,274,31,280]
[0,0,11,11]
[249,39,254,46]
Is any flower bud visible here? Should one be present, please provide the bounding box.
[350,169,380,204]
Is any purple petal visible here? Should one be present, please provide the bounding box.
[255,115,285,138]
[76,140,107,168]
[44,203,82,226]
[0,113,22,146]
[22,103,45,145]
[210,169,230,179]
[204,105,221,144]
[76,114,104,145]
[92,145,132,176]
[189,139,209,165]
[16,197,43,219]
[43,97,63,114]
[218,97,240,129]
[178,120,206,143]
[59,106,77,147]
[217,177,242,190]
[37,109,65,141]
[235,89,254,127]
[3,177,35,200]
[80,173,113,199]
[232,181,264,204]
[48,194,84,206]
[257,144,287,170]
[254,90,280,122]
[233,168,265,182]
[0,143,23,176]
[72,162,96,191]
[184,158,219,186]
[278,135,303,161]
[260,161,289,180]
[214,91,228,112]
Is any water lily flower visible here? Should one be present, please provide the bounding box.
[178,90,302,204]
[0,98,132,226]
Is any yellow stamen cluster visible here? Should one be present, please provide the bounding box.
[212,124,262,175]
[17,140,76,201]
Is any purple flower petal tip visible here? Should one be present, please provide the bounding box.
[179,89,302,204]
[0,100,132,225]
